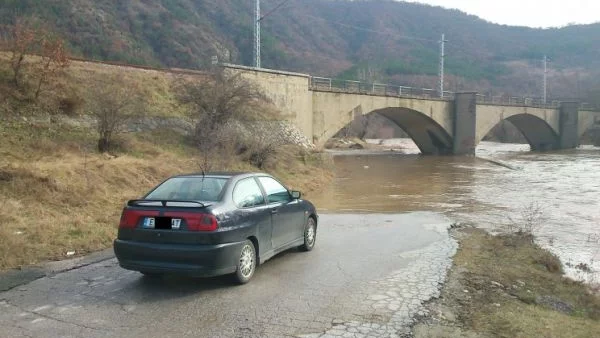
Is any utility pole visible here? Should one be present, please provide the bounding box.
[543,55,548,104]
[439,34,447,98]
[254,0,261,68]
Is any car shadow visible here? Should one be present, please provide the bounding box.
[123,274,236,303]
[124,248,306,303]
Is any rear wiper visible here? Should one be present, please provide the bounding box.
[127,200,206,207]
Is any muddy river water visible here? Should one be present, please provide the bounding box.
[311,140,600,284]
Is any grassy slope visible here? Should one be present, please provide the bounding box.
[0,57,332,271]
[414,229,600,338]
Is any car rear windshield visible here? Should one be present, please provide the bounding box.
[145,177,228,202]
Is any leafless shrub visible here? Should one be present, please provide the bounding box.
[32,36,69,100]
[1,17,69,99]
[237,136,278,170]
[173,67,264,172]
[85,75,146,153]
[2,18,39,89]
[58,95,84,116]
[506,202,546,242]
[535,251,563,273]
[587,233,600,244]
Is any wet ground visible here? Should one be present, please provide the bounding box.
[3,140,598,337]
[0,213,456,338]
[313,140,600,283]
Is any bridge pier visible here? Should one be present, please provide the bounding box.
[559,102,580,149]
[452,92,477,155]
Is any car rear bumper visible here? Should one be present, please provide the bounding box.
[113,239,244,277]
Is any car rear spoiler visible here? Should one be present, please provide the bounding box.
[127,200,206,207]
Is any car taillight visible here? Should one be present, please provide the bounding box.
[119,209,159,229]
[165,212,218,232]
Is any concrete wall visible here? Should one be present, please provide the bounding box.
[223,64,314,141]
[311,91,454,149]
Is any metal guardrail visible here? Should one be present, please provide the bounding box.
[310,77,454,99]
[580,103,600,111]
[474,94,561,108]
[310,76,600,110]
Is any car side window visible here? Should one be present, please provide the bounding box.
[233,178,265,208]
[258,177,290,204]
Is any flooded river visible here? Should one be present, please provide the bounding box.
[311,140,600,284]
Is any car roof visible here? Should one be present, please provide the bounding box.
[173,172,269,179]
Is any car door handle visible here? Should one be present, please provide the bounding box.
[271,208,279,215]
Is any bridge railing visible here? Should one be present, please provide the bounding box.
[580,102,600,111]
[310,76,454,100]
[474,94,561,108]
[310,76,600,111]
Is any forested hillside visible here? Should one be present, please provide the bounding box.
[1,0,599,98]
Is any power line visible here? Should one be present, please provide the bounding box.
[255,0,294,68]
[260,0,292,21]
[299,13,438,43]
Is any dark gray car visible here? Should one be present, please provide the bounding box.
[114,172,318,284]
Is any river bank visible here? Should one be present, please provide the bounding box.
[313,141,600,285]
[414,227,600,338]
[313,144,600,336]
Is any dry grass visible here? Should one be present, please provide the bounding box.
[0,119,195,270]
[0,52,332,270]
[0,51,188,118]
[443,228,600,337]
[0,118,331,271]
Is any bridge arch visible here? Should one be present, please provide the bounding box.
[311,91,454,152]
[578,111,600,139]
[371,108,453,154]
[318,107,453,155]
[476,105,561,151]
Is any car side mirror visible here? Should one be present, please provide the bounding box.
[290,191,301,199]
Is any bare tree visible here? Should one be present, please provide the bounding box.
[6,18,38,89]
[86,76,146,153]
[33,37,70,100]
[174,67,264,171]
[2,17,69,99]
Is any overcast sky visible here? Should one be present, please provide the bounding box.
[403,0,599,28]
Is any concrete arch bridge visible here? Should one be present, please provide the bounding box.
[226,65,600,155]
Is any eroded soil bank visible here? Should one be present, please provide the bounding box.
[413,227,600,338]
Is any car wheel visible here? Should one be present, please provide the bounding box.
[300,217,317,252]
[233,240,256,284]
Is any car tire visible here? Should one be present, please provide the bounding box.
[233,240,256,284]
[300,217,317,252]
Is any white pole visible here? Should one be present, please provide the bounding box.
[439,34,446,98]
[543,55,547,104]
[254,0,261,68]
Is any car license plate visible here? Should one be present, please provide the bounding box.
[171,218,182,230]
[143,217,155,229]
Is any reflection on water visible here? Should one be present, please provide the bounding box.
[312,140,600,284]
